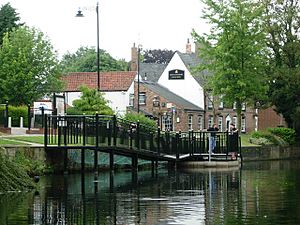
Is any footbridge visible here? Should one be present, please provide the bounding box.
[44,115,241,171]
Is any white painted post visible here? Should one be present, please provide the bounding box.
[8,117,11,128]
[20,117,23,128]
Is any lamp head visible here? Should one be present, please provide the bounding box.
[76,9,84,17]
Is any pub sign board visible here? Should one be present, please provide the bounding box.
[168,69,185,80]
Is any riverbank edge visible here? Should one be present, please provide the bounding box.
[1,145,300,172]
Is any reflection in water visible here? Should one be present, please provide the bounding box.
[1,160,300,225]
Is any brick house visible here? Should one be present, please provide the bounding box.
[130,41,286,132]
[131,80,204,131]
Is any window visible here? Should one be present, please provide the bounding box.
[198,115,203,131]
[162,115,172,131]
[188,115,193,130]
[219,101,224,109]
[233,116,237,127]
[241,117,246,132]
[207,94,213,109]
[219,95,224,109]
[129,94,134,106]
[242,102,246,111]
[208,115,214,128]
[139,92,146,105]
[218,116,223,131]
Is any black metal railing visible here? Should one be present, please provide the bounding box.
[45,114,241,159]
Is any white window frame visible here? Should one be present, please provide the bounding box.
[241,117,246,132]
[129,93,134,106]
[208,115,214,128]
[218,116,223,131]
[242,102,246,111]
[207,94,213,109]
[162,115,172,131]
[139,92,146,105]
[233,116,237,127]
[188,114,193,130]
[198,115,203,131]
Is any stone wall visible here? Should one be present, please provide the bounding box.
[241,145,300,161]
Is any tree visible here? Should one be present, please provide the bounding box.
[67,85,114,115]
[0,26,62,105]
[263,0,300,131]
[60,46,129,73]
[193,0,269,131]
[0,3,22,46]
[142,49,174,64]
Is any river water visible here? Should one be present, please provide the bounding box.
[1,160,300,225]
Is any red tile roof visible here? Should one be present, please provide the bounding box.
[62,72,136,92]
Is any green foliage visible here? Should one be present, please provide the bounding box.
[60,46,129,73]
[249,128,293,146]
[264,0,300,130]
[267,127,296,145]
[0,147,36,192]
[67,85,114,115]
[14,150,52,176]
[193,0,269,131]
[0,26,63,105]
[123,112,157,130]
[250,131,279,145]
[0,3,22,46]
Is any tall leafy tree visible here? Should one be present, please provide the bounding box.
[193,0,269,131]
[142,49,174,64]
[263,0,300,130]
[0,3,22,46]
[67,85,114,115]
[60,46,129,73]
[0,26,62,105]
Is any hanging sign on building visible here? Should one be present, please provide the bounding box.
[168,69,185,80]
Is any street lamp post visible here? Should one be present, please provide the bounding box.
[76,2,100,92]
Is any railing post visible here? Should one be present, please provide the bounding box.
[4,101,8,128]
[83,115,86,146]
[176,132,180,161]
[136,121,140,150]
[113,115,117,147]
[44,114,48,148]
[58,114,61,146]
[41,107,45,128]
[157,128,161,155]
[27,104,31,131]
[94,113,99,173]
[110,115,117,171]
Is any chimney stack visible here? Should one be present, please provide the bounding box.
[186,38,192,54]
[130,43,138,71]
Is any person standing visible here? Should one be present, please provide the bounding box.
[207,123,219,154]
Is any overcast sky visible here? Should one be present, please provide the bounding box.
[3,0,208,60]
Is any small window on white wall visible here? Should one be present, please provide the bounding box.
[129,94,134,106]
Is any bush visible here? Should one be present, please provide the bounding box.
[123,112,157,130]
[250,128,293,146]
[9,105,28,127]
[267,127,296,145]
[0,105,28,127]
